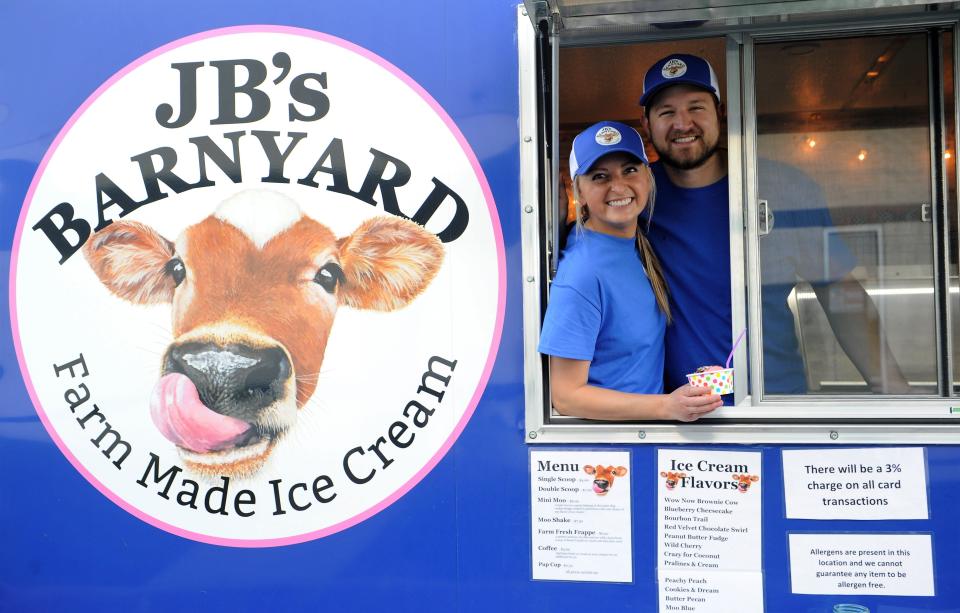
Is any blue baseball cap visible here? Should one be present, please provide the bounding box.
[639,53,720,107]
[569,121,649,179]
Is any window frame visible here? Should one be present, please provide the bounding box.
[519,3,960,444]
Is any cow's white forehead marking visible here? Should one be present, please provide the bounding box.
[215,190,303,249]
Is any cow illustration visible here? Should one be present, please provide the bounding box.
[660,470,686,490]
[732,474,759,493]
[584,465,627,495]
[83,190,444,477]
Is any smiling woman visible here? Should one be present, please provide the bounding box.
[537,121,722,422]
[574,151,652,238]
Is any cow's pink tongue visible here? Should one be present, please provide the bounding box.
[593,483,604,494]
[150,373,251,452]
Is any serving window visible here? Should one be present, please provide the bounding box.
[518,1,960,443]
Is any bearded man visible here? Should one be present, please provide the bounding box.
[639,53,909,397]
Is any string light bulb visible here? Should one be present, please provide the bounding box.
[858,149,867,162]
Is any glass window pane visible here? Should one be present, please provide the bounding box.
[754,33,937,396]
[944,31,960,394]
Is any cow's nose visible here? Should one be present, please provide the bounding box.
[164,341,292,419]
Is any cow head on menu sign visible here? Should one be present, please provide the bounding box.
[660,470,686,490]
[731,473,760,493]
[585,464,627,496]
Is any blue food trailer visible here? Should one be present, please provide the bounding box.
[3,1,960,611]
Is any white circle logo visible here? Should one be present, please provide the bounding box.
[595,126,622,145]
[662,58,688,79]
[12,27,504,546]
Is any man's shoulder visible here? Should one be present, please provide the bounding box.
[757,157,821,191]
[757,157,827,212]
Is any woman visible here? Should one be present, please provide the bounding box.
[538,120,721,421]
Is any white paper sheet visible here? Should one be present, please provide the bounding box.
[657,448,764,612]
[530,449,632,582]
[789,533,934,596]
[782,448,928,520]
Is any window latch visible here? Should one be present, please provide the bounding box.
[921,202,932,223]
[758,199,774,235]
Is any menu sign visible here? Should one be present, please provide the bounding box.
[531,450,632,583]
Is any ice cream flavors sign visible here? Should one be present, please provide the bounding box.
[12,27,504,546]
[656,448,764,611]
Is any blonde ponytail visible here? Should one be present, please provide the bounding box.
[637,229,671,323]
[636,166,671,322]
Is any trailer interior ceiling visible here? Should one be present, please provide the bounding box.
[519,0,960,443]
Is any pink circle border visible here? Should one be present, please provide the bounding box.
[9,25,507,548]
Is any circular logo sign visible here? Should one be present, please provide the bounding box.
[12,26,504,546]
[662,58,688,79]
[595,126,622,146]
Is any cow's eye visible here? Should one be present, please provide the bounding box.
[166,257,186,287]
[314,262,345,293]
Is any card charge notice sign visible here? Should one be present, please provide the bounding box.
[530,450,632,583]
[782,447,928,520]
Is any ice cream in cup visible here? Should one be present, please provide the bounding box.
[686,329,745,395]
[686,365,734,395]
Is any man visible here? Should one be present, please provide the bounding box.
[638,53,909,396]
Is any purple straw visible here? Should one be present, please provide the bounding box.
[725,329,747,369]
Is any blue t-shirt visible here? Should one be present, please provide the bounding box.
[647,160,855,395]
[538,229,666,394]
[646,164,732,394]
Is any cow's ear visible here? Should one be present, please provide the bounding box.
[659,471,667,478]
[751,475,759,482]
[337,216,444,311]
[614,466,628,477]
[584,465,596,475]
[731,474,741,480]
[83,221,177,305]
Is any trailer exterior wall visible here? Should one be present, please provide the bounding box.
[2,1,960,612]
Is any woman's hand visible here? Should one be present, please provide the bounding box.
[660,384,723,422]
[549,357,723,421]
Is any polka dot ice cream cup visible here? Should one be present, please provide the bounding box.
[686,367,734,395]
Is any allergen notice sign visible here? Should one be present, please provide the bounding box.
[789,533,934,596]
[530,449,632,583]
